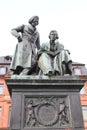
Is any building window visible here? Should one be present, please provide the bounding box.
[0,67,6,75]
[0,85,4,94]
[82,106,87,120]
[74,68,81,75]
[80,87,85,94]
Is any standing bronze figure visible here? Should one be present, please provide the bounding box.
[10,16,40,75]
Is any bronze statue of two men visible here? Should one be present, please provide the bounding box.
[10,16,72,76]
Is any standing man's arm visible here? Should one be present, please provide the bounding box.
[11,25,24,42]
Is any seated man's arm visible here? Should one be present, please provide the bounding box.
[54,50,61,56]
[38,50,54,56]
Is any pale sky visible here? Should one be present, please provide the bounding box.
[0,0,87,67]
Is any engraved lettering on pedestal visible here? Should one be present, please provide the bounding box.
[24,97,70,128]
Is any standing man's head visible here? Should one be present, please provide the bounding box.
[49,30,59,41]
[28,16,39,27]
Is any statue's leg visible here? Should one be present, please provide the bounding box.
[67,61,72,75]
[54,55,63,75]
[38,53,53,75]
[62,63,66,75]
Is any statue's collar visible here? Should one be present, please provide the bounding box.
[28,23,37,32]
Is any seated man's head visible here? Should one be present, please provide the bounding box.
[49,30,59,41]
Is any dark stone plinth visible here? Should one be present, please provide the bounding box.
[6,76,85,130]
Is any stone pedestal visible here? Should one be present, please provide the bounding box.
[6,76,85,130]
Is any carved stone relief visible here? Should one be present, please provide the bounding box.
[24,96,70,128]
